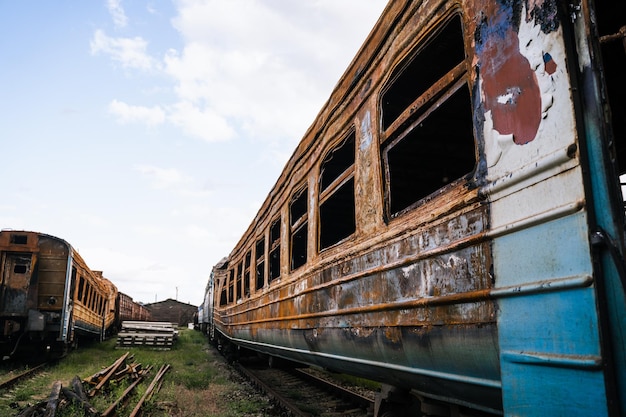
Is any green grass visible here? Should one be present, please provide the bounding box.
[0,329,268,416]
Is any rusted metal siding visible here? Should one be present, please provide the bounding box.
[98,273,119,334]
[118,292,152,323]
[0,230,118,348]
[71,254,111,338]
[211,0,501,411]
[36,236,70,312]
[211,0,626,415]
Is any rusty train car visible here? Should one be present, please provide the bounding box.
[0,230,149,357]
[116,291,152,325]
[205,0,626,416]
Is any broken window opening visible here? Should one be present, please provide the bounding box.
[269,218,281,282]
[91,291,97,312]
[219,276,228,307]
[236,261,243,301]
[220,285,228,306]
[595,2,626,213]
[13,264,27,274]
[319,133,356,250]
[228,269,234,303]
[70,267,77,298]
[10,234,27,245]
[291,224,307,270]
[320,178,356,249]
[385,86,474,215]
[380,14,475,219]
[244,250,251,297]
[86,286,93,310]
[381,15,466,131]
[77,276,85,301]
[255,237,265,290]
[290,187,308,270]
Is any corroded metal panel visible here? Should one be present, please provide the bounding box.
[0,232,40,317]
[210,0,625,415]
[36,235,70,311]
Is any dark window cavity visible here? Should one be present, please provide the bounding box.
[228,269,234,303]
[236,261,243,301]
[244,250,251,297]
[380,14,475,218]
[269,218,281,282]
[319,133,356,250]
[290,186,308,270]
[381,16,466,130]
[77,276,85,301]
[220,286,228,306]
[10,234,27,244]
[256,237,265,290]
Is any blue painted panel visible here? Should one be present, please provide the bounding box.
[494,213,609,415]
[494,213,592,287]
[581,64,626,414]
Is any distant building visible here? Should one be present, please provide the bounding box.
[144,298,197,326]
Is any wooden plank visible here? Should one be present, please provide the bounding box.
[43,381,62,417]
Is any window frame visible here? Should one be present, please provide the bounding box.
[269,217,281,283]
[318,132,357,251]
[255,236,266,290]
[244,249,251,297]
[290,185,308,271]
[379,13,476,220]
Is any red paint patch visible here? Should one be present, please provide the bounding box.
[543,52,557,75]
[481,29,542,145]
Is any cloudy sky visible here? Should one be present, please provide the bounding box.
[0,1,388,306]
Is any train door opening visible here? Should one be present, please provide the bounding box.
[1,254,33,315]
[595,2,626,212]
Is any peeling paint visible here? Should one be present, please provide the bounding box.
[477,3,542,145]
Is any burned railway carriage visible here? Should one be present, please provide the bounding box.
[207,1,625,416]
[0,231,118,357]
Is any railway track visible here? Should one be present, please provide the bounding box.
[0,362,48,390]
[236,359,375,417]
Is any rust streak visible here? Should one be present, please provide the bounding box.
[219,227,490,320]
[217,288,493,327]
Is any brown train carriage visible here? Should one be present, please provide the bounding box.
[116,291,152,327]
[70,255,117,342]
[97,271,119,338]
[0,230,117,357]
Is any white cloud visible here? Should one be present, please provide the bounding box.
[108,99,165,126]
[168,101,235,142]
[132,225,164,236]
[78,213,108,227]
[107,0,128,28]
[92,1,386,144]
[185,224,211,240]
[163,1,332,141]
[90,29,156,71]
[134,164,192,190]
